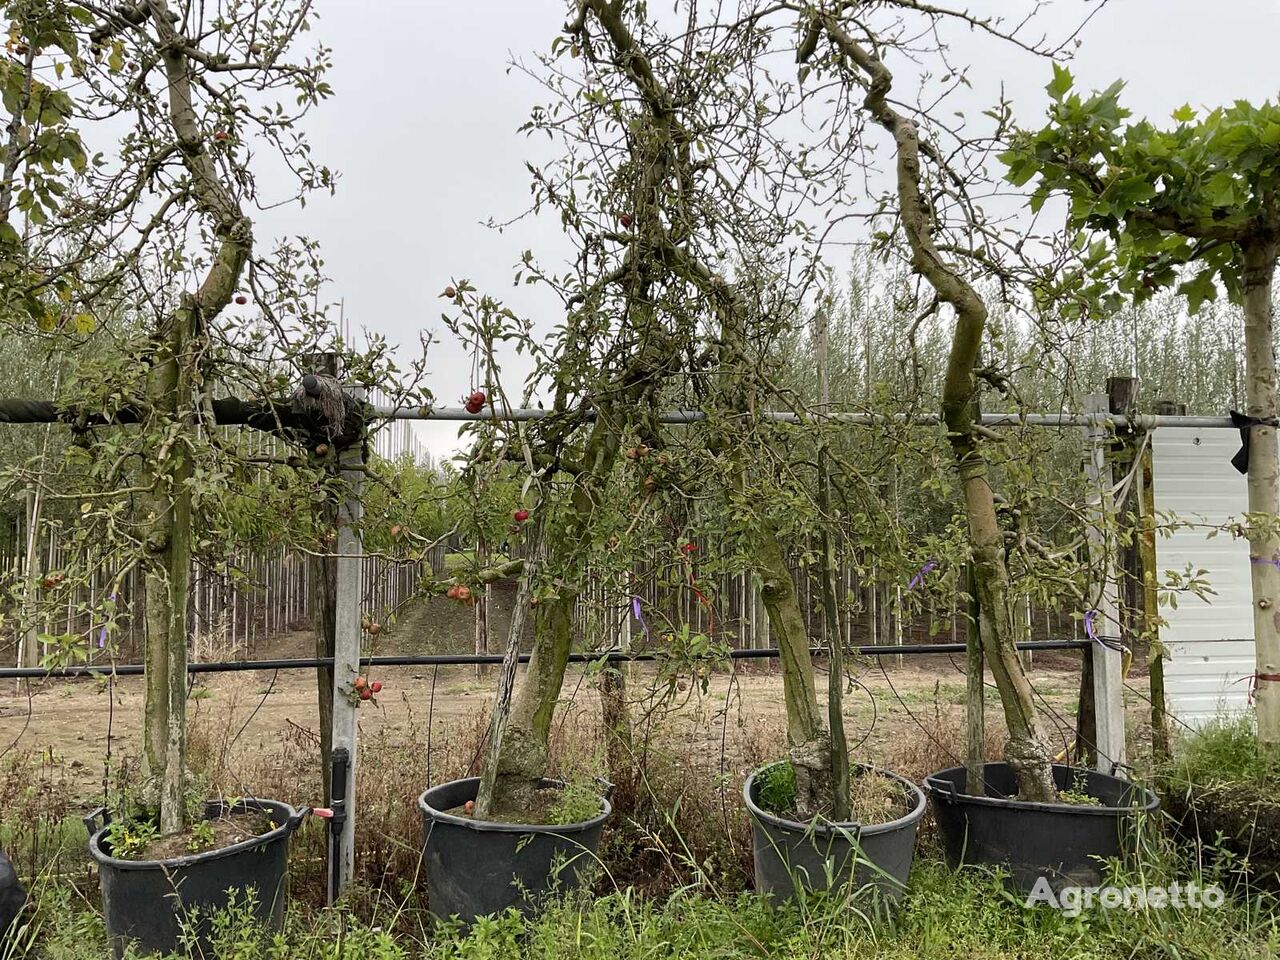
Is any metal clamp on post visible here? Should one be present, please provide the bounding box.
[327,747,350,904]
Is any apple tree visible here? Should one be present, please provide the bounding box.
[0,0,337,834]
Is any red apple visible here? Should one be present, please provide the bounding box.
[619,213,634,228]
[442,285,457,298]
[514,509,530,523]
[354,676,368,691]
[234,294,247,305]
[359,688,373,701]
[370,680,383,694]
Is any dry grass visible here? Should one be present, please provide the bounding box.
[881,703,1007,783]
[0,662,1074,915]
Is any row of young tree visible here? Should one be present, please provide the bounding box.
[448,0,1280,821]
[3,0,1278,841]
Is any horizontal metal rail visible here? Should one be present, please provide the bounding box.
[0,639,1088,679]
[372,405,1236,429]
[0,396,1236,431]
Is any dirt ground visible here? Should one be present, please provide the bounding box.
[0,593,1148,802]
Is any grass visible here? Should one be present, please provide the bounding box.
[5,690,1278,958]
[1169,715,1276,788]
[1160,714,1280,890]
[8,855,1279,960]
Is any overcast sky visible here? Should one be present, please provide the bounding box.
[257,0,1280,462]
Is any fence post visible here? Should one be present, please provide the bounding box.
[1146,399,1186,761]
[1084,392,1127,774]
[329,385,366,901]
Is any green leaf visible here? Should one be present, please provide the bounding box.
[1171,103,1196,123]
[1178,268,1219,314]
[1046,63,1073,101]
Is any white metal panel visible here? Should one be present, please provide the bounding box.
[1151,426,1255,725]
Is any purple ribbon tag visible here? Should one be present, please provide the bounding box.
[632,595,651,643]
[1084,608,1098,643]
[98,593,117,648]
[907,560,939,592]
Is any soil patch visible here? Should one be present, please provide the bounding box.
[763,765,913,825]
[846,770,912,823]
[131,810,274,861]
[444,785,603,827]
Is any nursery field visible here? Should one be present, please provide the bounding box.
[0,595,1092,801]
[8,0,1280,957]
[0,619,1275,960]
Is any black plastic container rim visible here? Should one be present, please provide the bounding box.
[743,761,927,836]
[87,797,305,871]
[923,763,1161,816]
[418,776,613,834]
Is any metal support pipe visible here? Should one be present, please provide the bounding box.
[370,404,1238,430]
[0,639,1088,679]
[0,395,1237,431]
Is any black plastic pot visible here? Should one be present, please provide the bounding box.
[86,798,306,959]
[418,777,611,923]
[924,763,1159,892]
[0,847,26,944]
[744,762,926,902]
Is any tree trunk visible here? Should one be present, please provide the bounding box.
[18,487,42,670]
[484,558,577,815]
[598,662,634,804]
[483,389,646,813]
[475,556,537,819]
[141,306,196,835]
[1242,240,1280,756]
[965,563,986,789]
[815,310,850,819]
[756,531,831,813]
[816,15,1056,801]
[139,1,254,832]
[306,354,340,794]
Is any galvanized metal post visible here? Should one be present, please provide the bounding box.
[328,386,365,901]
[1084,393,1127,774]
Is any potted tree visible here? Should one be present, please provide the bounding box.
[537,2,930,902]
[786,6,1160,891]
[0,2,333,954]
